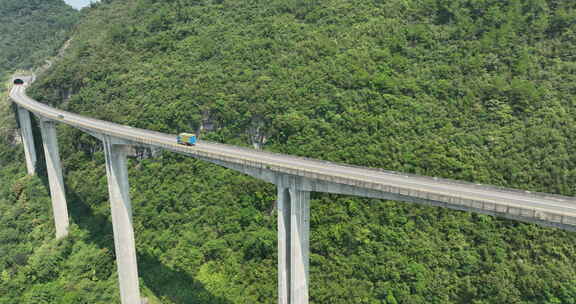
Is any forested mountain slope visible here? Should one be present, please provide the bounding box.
[0,0,78,149]
[0,0,78,76]
[3,0,576,303]
[0,1,116,303]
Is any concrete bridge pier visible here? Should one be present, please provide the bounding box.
[102,137,142,304]
[277,181,311,304]
[39,118,69,238]
[17,106,37,175]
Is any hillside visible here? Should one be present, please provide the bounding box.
[0,1,115,304]
[4,0,576,303]
[0,0,78,76]
[0,0,78,150]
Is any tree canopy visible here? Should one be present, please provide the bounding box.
[2,0,576,303]
[0,0,78,75]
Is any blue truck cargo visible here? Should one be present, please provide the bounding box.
[177,133,197,146]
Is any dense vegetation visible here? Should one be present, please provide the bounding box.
[0,0,78,78]
[2,0,576,303]
[0,1,112,303]
[0,0,78,158]
[0,168,120,303]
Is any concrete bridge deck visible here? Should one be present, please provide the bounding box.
[10,82,576,231]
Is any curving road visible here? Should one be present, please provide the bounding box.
[9,78,576,229]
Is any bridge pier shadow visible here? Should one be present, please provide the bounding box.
[65,187,232,304]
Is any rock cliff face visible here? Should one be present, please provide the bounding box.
[249,117,267,150]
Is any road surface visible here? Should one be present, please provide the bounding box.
[9,80,576,229]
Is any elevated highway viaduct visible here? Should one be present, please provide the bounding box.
[9,76,576,304]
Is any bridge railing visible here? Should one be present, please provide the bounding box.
[11,86,576,230]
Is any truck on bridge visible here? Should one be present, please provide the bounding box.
[177,133,196,146]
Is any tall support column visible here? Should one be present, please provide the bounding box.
[278,184,310,304]
[17,106,37,175]
[103,138,142,304]
[39,119,69,238]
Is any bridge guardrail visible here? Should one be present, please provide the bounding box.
[9,85,576,230]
